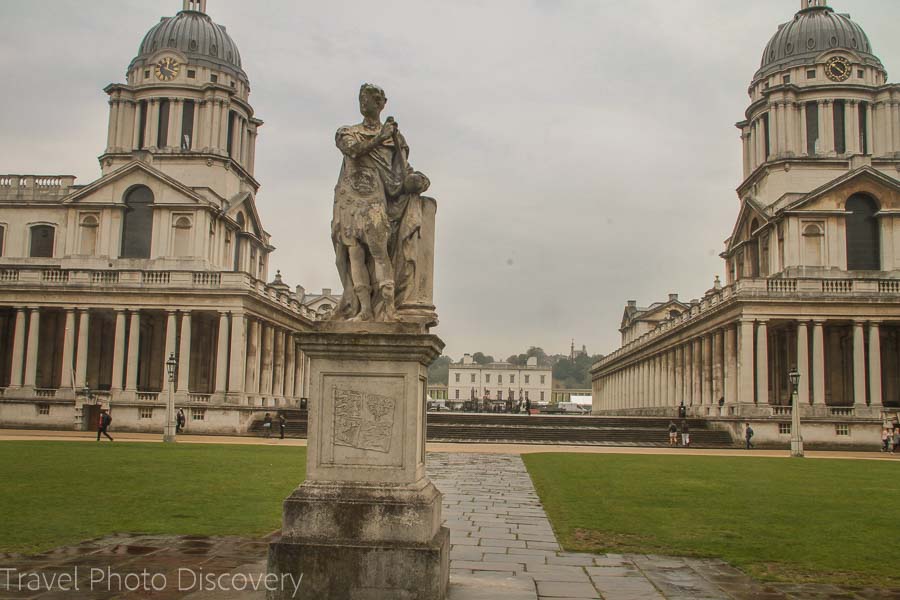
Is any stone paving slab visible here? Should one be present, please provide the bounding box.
[1,452,898,599]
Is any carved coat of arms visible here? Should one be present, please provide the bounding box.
[333,387,395,453]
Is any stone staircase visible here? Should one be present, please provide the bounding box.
[249,411,735,448]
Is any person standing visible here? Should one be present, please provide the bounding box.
[97,409,113,442]
[263,413,272,438]
[680,420,690,447]
[176,408,186,434]
[279,413,286,440]
[667,421,678,447]
[882,428,891,452]
[892,428,900,454]
[744,422,754,450]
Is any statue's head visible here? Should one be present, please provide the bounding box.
[359,83,387,117]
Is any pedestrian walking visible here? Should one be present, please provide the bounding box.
[883,428,892,452]
[279,413,286,440]
[97,409,113,442]
[680,420,690,447]
[263,413,272,438]
[176,408,186,434]
[667,421,678,447]
[892,428,900,454]
[744,422,754,449]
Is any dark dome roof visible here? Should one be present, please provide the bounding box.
[755,5,882,81]
[129,9,247,82]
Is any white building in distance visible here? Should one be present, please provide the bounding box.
[448,354,552,405]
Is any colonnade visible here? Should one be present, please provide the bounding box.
[594,318,888,413]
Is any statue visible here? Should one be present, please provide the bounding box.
[331,83,437,325]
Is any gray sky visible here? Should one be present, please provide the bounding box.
[2,1,899,360]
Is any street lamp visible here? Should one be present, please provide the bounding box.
[164,352,177,443]
[788,367,803,457]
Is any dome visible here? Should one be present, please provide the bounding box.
[128,7,247,82]
[755,4,882,81]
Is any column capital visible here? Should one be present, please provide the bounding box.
[868,320,882,327]
[756,318,769,325]
[812,318,826,325]
[852,319,866,327]
[113,307,128,314]
[28,306,41,313]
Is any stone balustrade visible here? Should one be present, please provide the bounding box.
[594,277,900,370]
[0,174,78,202]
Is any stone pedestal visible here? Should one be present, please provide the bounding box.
[267,329,449,600]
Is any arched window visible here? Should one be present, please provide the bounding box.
[172,216,192,257]
[846,195,880,270]
[121,186,154,259]
[29,225,55,258]
[79,214,99,255]
[803,223,824,267]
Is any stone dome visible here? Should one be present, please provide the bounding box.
[755,4,882,81]
[129,7,247,82]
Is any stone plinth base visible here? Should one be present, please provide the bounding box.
[267,526,449,600]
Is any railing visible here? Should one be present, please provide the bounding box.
[771,405,792,416]
[767,279,796,293]
[142,272,170,285]
[137,392,159,402]
[189,393,211,403]
[0,269,18,282]
[830,407,854,416]
[42,269,69,283]
[192,272,220,287]
[879,280,900,293]
[34,389,57,398]
[0,174,77,202]
[0,388,4,396]
[91,271,119,284]
[822,280,852,293]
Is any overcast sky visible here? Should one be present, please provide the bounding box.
[2,1,899,360]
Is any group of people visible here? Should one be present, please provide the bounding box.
[261,413,287,439]
[882,426,900,453]
[667,420,691,447]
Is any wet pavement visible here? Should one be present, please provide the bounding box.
[0,452,897,599]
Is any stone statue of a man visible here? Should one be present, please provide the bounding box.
[331,83,432,323]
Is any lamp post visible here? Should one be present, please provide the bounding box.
[164,352,177,443]
[788,367,803,457]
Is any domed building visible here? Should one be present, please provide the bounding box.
[592,0,900,447]
[0,1,318,434]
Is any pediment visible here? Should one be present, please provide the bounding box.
[782,166,900,213]
[726,198,769,252]
[224,191,266,240]
[62,161,211,208]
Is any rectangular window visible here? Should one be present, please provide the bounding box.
[540,391,545,402]
[455,389,459,399]
[782,75,791,84]
[138,100,148,149]
[211,74,218,83]
[806,102,819,155]
[835,424,850,436]
[525,375,530,384]
[859,101,868,154]
[139,407,153,419]
[191,408,206,421]
[187,69,196,79]
[485,374,491,383]
[226,110,236,156]
[858,69,864,79]
[762,113,771,158]
[806,69,816,79]
[157,99,170,148]
[144,69,150,79]
[470,374,475,383]
[38,404,50,416]
[779,423,791,435]
[540,375,546,384]
[833,100,846,154]
[498,375,503,385]
[181,100,195,150]
[509,375,514,384]
[455,373,460,383]
[498,390,503,400]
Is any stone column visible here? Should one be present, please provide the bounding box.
[161,311,177,393]
[74,310,89,388]
[724,324,737,405]
[9,308,27,387]
[107,98,120,152]
[219,102,230,155]
[177,311,192,393]
[23,308,41,388]
[146,99,160,149]
[132,101,144,150]
[797,321,810,406]
[683,343,693,405]
[798,102,808,156]
[868,321,883,407]
[673,345,683,407]
[215,312,230,394]
[125,311,141,391]
[111,309,127,391]
[756,320,769,405]
[170,99,183,150]
[712,329,724,406]
[812,320,826,405]
[284,334,296,399]
[273,328,285,398]
[294,344,304,401]
[692,338,702,405]
[823,100,835,155]
[701,335,711,406]
[846,101,860,155]
[60,308,76,390]
[228,313,246,401]
[245,318,259,394]
[775,102,786,155]
[852,320,866,407]
[261,323,274,396]
[738,319,755,404]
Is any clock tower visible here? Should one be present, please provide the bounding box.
[100,0,261,200]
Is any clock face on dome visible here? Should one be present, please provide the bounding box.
[825,56,851,82]
[154,57,180,81]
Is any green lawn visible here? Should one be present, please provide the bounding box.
[523,453,900,587]
[0,441,306,554]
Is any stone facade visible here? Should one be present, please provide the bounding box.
[0,2,319,434]
[591,1,900,447]
[448,354,552,406]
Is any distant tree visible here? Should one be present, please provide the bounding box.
[428,355,452,385]
[472,352,494,365]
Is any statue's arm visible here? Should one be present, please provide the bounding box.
[336,126,390,159]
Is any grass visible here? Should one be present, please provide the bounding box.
[523,453,900,587]
[0,441,306,554]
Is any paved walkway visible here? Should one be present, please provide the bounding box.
[2,450,898,598]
